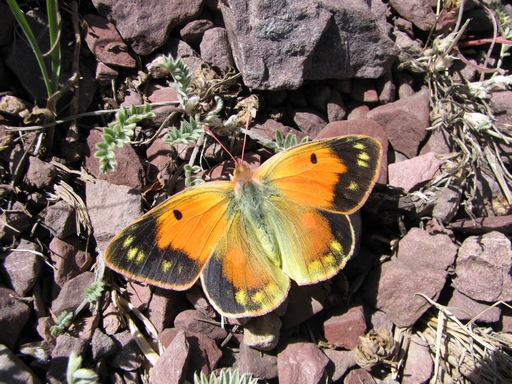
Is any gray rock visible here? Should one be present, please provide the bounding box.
[200,27,235,69]
[44,200,77,239]
[389,0,436,31]
[220,0,396,90]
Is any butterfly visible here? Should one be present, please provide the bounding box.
[104,135,382,318]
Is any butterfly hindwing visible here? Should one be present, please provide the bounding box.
[254,135,382,214]
[202,210,291,317]
[104,182,233,289]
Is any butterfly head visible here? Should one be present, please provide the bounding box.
[232,160,253,185]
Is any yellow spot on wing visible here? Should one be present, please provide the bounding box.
[123,236,135,248]
[353,142,366,150]
[235,290,249,306]
[135,250,145,263]
[127,248,138,261]
[348,181,359,191]
[162,260,172,272]
[358,152,370,161]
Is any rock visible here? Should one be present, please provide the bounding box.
[367,89,430,158]
[402,335,433,384]
[448,215,512,235]
[220,0,396,90]
[0,200,31,242]
[277,338,329,384]
[280,282,326,329]
[305,84,331,113]
[92,0,203,55]
[125,281,152,311]
[346,103,370,120]
[83,14,136,68]
[326,89,347,122]
[243,312,281,351]
[446,289,501,323]
[185,285,217,318]
[145,83,181,126]
[160,328,222,381]
[362,228,457,327]
[151,330,189,384]
[238,340,278,380]
[1,239,42,296]
[24,156,56,189]
[47,335,89,384]
[323,349,356,382]
[147,288,183,333]
[388,152,444,192]
[95,62,119,86]
[344,368,376,384]
[108,331,144,371]
[249,118,306,144]
[200,27,235,69]
[292,107,328,137]
[377,70,396,104]
[102,301,123,335]
[389,0,436,31]
[84,128,146,190]
[91,328,118,361]
[0,344,41,384]
[174,309,228,340]
[323,305,367,350]
[180,19,215,46]
[350,79,379,103]
[85,179,143,250]
[0,286,31,349]
[52,271,95,314]
[316,119,389,185]
[44,200,77,239]
[453,231,512,302]
[49,236,92,288]
[419,128,453,156]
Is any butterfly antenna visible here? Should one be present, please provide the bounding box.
[241,113,250,160]
[202,125,237,163]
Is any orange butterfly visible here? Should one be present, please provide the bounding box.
[104,135,381,317]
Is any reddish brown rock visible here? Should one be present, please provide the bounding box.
[350,79,378,103]
[402,335,433,384]
[0,286,31,349]
[148,288,183,333]
[0,344,41,384]
[239,340,278,380]
[277,338,329,384]
[83,14,136,68]
[102,301,123,336]
[185,285,217,318]
[94,0,203,55]
[362,228,457,327]
[125,281,152,312]
[292,108,328,137]
[91,328,118,361]
[389,0,436,31]
[344,368,376,384]
[174,309,228,340]
[448,215,512,235]
[24,156,56,189]
[323,306,367,350]
[200,27,235,69]
[323,349,356,382]
[180,19,215,46]
[85,179,143,250]
[367,88,430,158]
[1,239,42,296]
[52,271,95,314]
[84,128,146,190]
[160,328,222,381]
[453,231,512,302]
[280,282,326,329]
[326,89,347,122]
[151,330,189,384]
[44,200,77,239]
[95,62,119,86]
[388,152,444,192]
[446,289,501,323]
[49,236,92,288]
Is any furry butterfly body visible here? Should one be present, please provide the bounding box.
[105,135,382,317]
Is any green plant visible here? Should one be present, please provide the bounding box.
[6,0,61,111]
[66,352,99,384]
[95,104,155,173]
[194,369,259,384]
[165,116,205,145]
[50,310,73,336]
[265,130,309,152]
[82,280,105,303]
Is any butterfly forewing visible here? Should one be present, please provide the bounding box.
[254,136,382,214]
[104,183,233,289]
